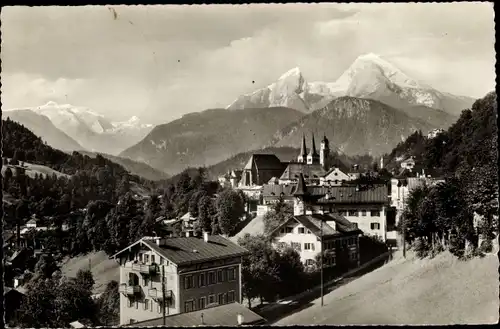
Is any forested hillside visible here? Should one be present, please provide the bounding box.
[395,92,498,259]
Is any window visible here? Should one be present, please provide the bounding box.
[160,257,164,265]
[305,259,315,266]
[228,291,235,303]
[285,227,293,233]
[348,210,358,216]
[135,300,139,309]
[291,242,301,251]
[158,304,161,313]
[184,300,194,313]
[304,243,315,251]
[144,299,149,310]
[361,210,367,216]
[280,228,285,234]
[218,293,225,305]
[208,295,216,305]
[151,255,155,264]
[128,298,133,307]
[150,300,154,312]
[209,271,216,285]
[184,275,193,289]
[143,277,149,286]
[217,270,224,283]
[144,254,150,263]
[199,297,206,310]
[298,227,305,234]
[138,253,143,262]
[199,273,206,287]
[370,223,381,230]
[371,209,381,217]
[227,267,236,281]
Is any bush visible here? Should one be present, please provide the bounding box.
[413,237,430,258]
[429,242,444,259]
[479,238,493,253]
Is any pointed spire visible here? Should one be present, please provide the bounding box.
[300,133,307,157]
[294,173,308,196]
[309,134,318,156]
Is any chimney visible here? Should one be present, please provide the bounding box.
[155,237,161,246]
[237,313,244,326]
[185,231,191,238]
[203,231,209,243]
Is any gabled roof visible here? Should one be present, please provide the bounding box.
[126,302,266,326]
[244,154,283,171]
[323,166,349,178]
[279,163,326,181]
[294,173,308,196]
[112,235,249,267]
[180,212,195,220]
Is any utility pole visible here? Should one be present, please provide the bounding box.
[162,265,166,325]
[320,218,324,307]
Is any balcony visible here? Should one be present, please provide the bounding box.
[131,262,159,275]
[148,288,173,301]
[119,283,140,296]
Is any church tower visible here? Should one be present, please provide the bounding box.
[306,134,320,164]
[297,134,307,163]
[320,134,330,169]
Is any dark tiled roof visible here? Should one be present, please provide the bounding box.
[312,184,389,204]
[294,173,308,196]
[262,184,296,198]
[244,154,284,171]
[126,302,266,327]
[141,235,249,266]
[279,163,326,181]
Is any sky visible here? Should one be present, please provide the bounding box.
[1,3,496,123]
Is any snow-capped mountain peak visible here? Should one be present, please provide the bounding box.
[278,67,302,80]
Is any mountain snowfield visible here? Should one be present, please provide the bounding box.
[5,101,154,155]
[226,53,475,117]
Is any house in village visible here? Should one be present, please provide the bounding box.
[320,167,352,186]
[261,177,390,242]
[269,174,362,269]
[111,233,256,325]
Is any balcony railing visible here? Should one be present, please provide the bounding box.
[131,262,159,275]
[119,283,140,296]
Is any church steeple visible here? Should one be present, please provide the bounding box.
[307,134,320,164]
[297,134,307,163]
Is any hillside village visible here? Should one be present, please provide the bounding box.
[3,90,498,327]
[2,4,497,328]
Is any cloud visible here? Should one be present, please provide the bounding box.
[1,3,495,123]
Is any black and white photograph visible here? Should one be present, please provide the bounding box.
[1,2,498,327]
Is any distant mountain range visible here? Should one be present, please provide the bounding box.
[4,101,154,155]
[2,109,85,152]
[227,53,474,118]
[120,53,477,175]
[119,107,304,175]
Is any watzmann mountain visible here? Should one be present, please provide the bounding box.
[226,53,475,120]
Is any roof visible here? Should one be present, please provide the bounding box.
[294,173,308,196]
[126,302,266,327]
[244,154,283,171]
[4,287,25,296]
[113,235,249,267]
[230,215,266,243]
[262,184,296,198]
[279,163,326,181]
[69,321,85,328]
[231,170,243,179]
[313,184,389,204]
[26,219,37,225]
[271,213,361,238]
[180,212,195,220]
[323,166,348,178]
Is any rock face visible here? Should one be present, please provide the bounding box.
[269,96,437,157]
